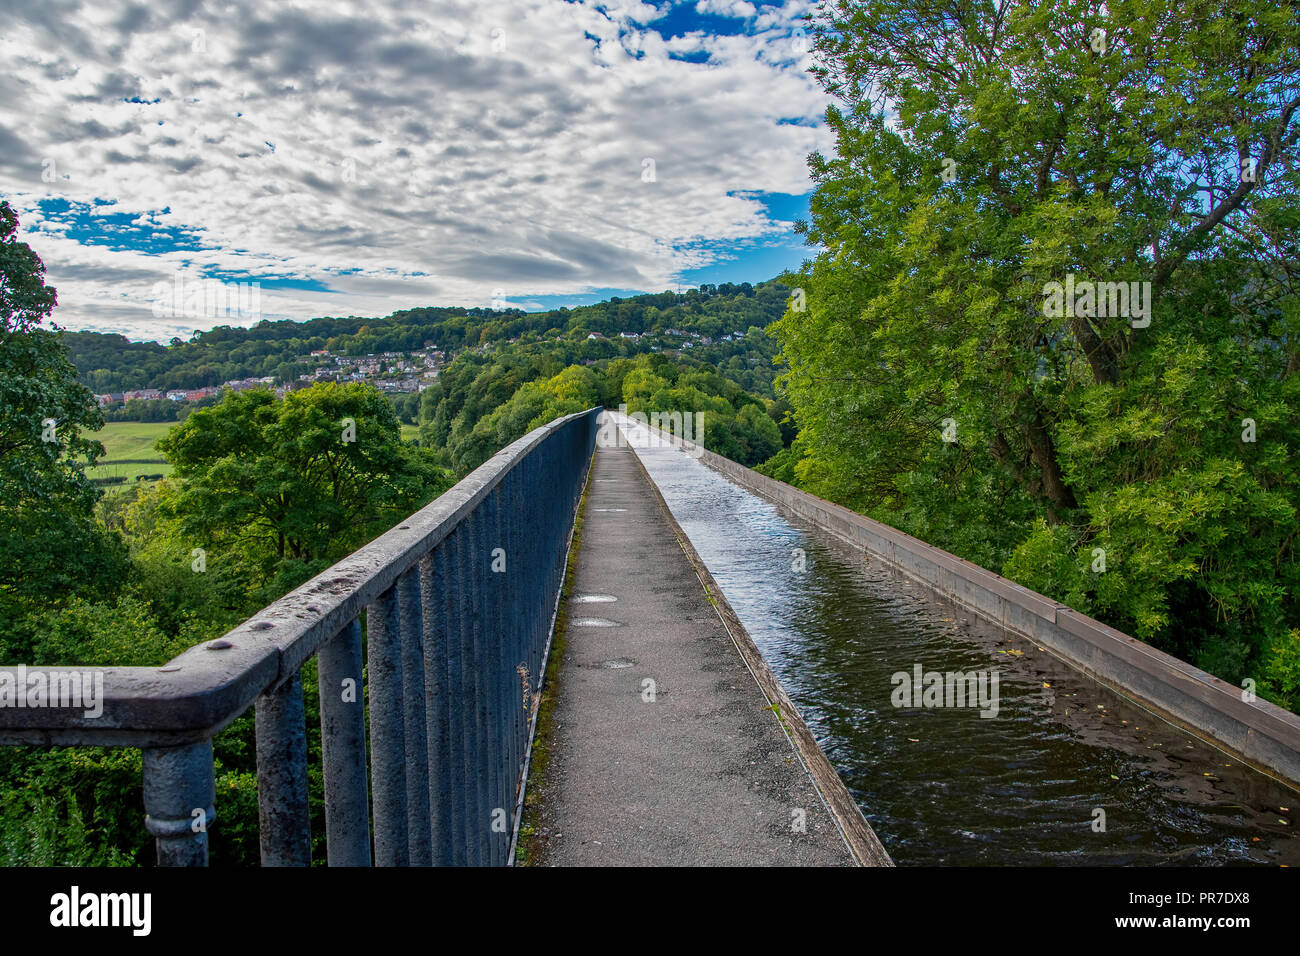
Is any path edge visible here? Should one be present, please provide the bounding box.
[510,444,598,865]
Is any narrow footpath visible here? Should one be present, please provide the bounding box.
[526,440,854,866]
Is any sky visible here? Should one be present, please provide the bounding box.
[0,0,833,342]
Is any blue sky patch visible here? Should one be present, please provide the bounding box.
[646,2,754,42]
[36,198,207,254]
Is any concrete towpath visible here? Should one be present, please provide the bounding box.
[524,438,855,866]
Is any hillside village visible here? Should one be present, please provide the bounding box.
[95,343,449,408]
[91,326,746,410]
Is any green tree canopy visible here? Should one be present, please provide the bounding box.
[773,0,1300,703]
[158,382,445,570]
[0,201,126,623]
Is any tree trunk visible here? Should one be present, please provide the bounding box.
[1070,316,1120,386]
[1025,410,1078,520]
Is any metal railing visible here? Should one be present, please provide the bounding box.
[0,407,601,866]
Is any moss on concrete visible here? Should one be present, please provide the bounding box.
[515,457,594,866]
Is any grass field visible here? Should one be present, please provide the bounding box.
[86,421,174,487]
[86,420,417,490]
[86,420,418,489]
[91,421,173,459]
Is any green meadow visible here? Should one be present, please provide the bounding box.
[85,421,173,487]
[86,420,420,490]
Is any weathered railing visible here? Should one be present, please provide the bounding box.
[0,407,601,866]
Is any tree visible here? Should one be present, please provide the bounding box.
[0,201,126,625]
[449,365,602,472]
[773,0,1300,696]
[158,382,445,572]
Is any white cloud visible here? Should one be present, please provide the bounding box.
[0,0,831,340]
[695,0,758,18]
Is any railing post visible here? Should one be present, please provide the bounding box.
[255,671,311,866]
[318,618,371,866]
[486,485,508,866]
[523,449,546,711]
[504,465,523,836]
[421,551,453,866]
[536,441,557,689]
[456,521,485,866]
[446,526,470,866]
[398,566,432,865]
[502,473,523,860]
[143,740,215,867]
[367,585,409,865]
[473,507,494,865]
[521,455,538,756]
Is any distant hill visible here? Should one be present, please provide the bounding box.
[64,280,792,396]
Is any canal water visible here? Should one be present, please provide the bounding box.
[619,422,1299,866]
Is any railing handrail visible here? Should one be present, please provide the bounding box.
[0,407,601,748]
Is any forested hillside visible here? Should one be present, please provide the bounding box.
[64,281,788,397]
[414,344,786,473]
